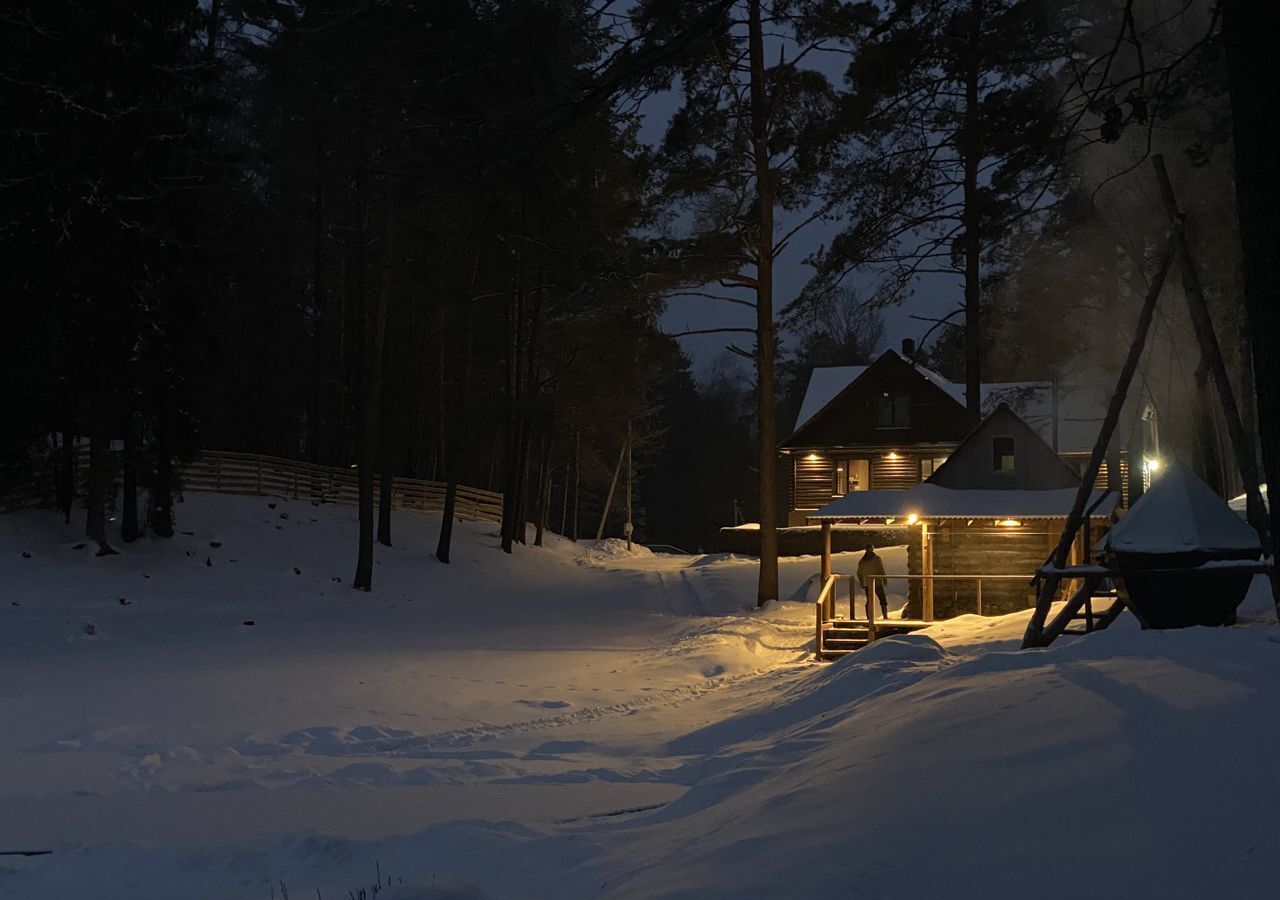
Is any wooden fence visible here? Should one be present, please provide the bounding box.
[178,451,504,523]
[1,449,504,524]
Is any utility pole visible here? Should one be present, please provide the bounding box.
[625,421,633,551]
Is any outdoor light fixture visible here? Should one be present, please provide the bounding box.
[886,451,900,460]
[806,453,821,461]
[1143,457,1161,474]
[907,513,919,525]
[995,519,1022,527]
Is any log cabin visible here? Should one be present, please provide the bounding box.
[780,342,1154,526]
[810,403,1121,621]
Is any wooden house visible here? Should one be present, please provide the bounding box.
[781,344,1148,525]
[809,403,1120,619]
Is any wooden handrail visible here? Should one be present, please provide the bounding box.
[814,573,839,657]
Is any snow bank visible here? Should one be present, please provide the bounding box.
[4,494,1278,899]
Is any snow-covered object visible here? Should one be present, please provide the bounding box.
[812,483,1117,521]
[1228,484,1269,517]
[1106,461,1260,555]
[792,364,868,431]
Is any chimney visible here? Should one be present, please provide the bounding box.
[901,337,916,359]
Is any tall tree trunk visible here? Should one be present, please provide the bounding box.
[748,0,778,606]
[514,425,533,545]
[121,415,139,542]
[149,409,175,538]
[438,273,476,564]
[961,0,983,426]
[309,124,327,464]
[85,427,115,556]
[1222,0,1280,614]
[500,235,525,553]
[353,180,395,591]
[1192,361,1225,495]
[570,421,580,541]
[377,319,395,548]
[534,429,552,547]
[377,425,394,547]
[58,424,75,525]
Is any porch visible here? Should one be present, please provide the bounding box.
[813,572,1039,659]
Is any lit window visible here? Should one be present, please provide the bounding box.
[921,456,949,478]
[877,392,911,427]
[993,437,1015,472]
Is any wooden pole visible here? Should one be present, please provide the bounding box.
[867,577,878,641]
[595,439,627,541]
[625,421,633,551]
[1022,236,1176,648]
[1151,154,1270,553]
[820,520,832,584]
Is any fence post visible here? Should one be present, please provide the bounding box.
[867,578,878,642]
[816,600,824,657]
[976,578,983,616]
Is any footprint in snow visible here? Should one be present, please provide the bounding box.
[518,699,573,710]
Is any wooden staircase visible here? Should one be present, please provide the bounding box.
[818,620,873,658]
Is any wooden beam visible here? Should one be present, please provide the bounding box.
[1022,235,1176,648]
[820,520,832,584]
[1152,154,1271,555]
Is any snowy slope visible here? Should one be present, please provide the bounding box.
[2,494,1278,899]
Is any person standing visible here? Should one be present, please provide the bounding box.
[857,544,889,620]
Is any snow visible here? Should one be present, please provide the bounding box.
[791,365,867,433]
[812,483,1119,520]
[1107,461,1261,554]
[788,356,1130,455]
[1229,484,1269,516]
[2,493,1279,899]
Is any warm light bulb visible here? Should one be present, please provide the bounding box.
[886,451,899,460]
[906,513,919,525]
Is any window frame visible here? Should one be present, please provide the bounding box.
[992,436,1016,473]
[875,390,912,429]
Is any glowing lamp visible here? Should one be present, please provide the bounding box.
[1143,457,1160,474]
[995,519,1021,527]
[906,513,919,525]
[886,451,900,460]
[806,453,821,461]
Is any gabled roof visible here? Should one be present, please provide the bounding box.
[925,403,1082,491]
[787,349,966,437]
[789,357,1137,456]
[793,365,868,433]
[809,483,1118,521]
[1106,461,1261,555]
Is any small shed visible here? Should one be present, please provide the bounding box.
[1104,461,1261,627]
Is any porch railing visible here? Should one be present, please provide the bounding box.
[815,572,1041,656]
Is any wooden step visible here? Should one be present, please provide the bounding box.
[825,623,871,635]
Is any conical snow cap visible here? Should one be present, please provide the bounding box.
[1106,460,1261,555]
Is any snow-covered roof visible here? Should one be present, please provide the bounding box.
[790,358,1121,455]
[1106,461,1261,555]
[1228,485,1269,517]
[810,483,1118,521]
[793,366,869,433]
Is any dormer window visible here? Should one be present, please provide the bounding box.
[993,436,1016,472]
[877,392,911,428]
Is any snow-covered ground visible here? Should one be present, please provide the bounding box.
[1,494,1278,899]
